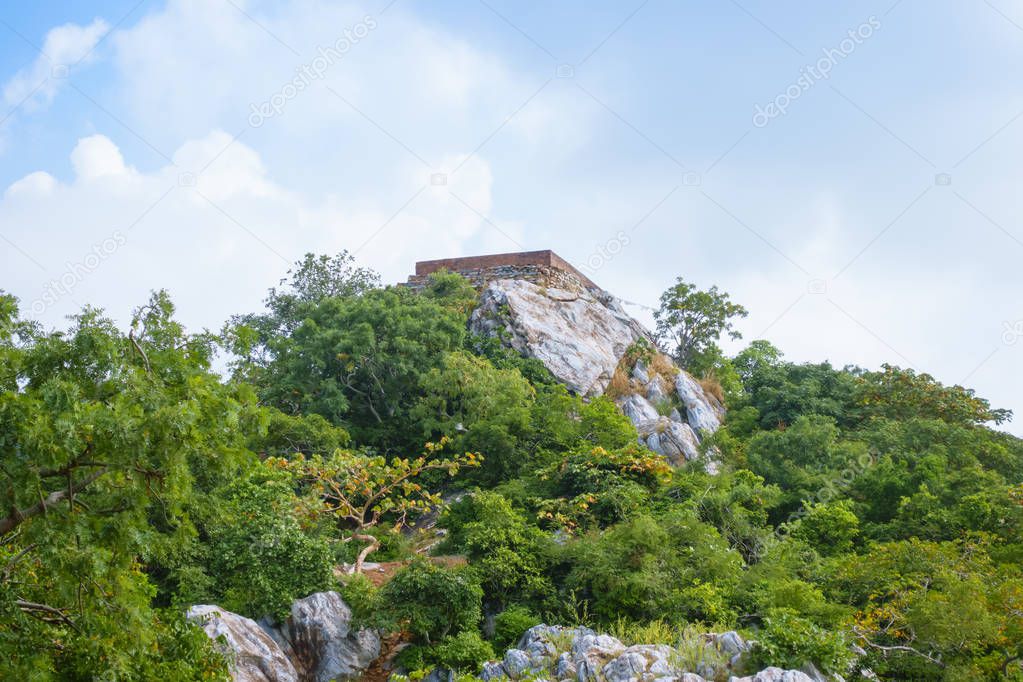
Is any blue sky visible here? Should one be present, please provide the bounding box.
[2,0,1022,433]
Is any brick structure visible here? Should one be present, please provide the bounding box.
[406,250,602,293]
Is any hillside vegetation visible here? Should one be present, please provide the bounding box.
[1,252,1020,681]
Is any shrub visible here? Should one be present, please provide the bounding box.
[379,559,483,643]
[699,374,725,404]
[493,605,542,650]
[750,610,853,675]
[790,500,859,555]
[203,470,335,620]
[608,618,679,646]
[431,631,496,672]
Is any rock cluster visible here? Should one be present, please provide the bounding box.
[622,361,724,470]
[475,625,816,682]
[187,592,379,682]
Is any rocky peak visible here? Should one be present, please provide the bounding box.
[438,250,723,466]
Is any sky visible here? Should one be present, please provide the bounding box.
[1,0,1021,434]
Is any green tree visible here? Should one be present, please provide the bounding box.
[413,351,535,484]
[789,500,860,555]
[0,292,241,679]
[654,278,747,370]
[283,438,480,572]
[438,492,554,608]
[241,284,469,448]
[564,512,742,625]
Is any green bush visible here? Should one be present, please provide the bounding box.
[790,500,859,555]
[750,609,853,675]
[203,469,335,620]
[431,631,496,672]
[379,559,483,643]
[493,605,541,650]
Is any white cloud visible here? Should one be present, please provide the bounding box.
[2,18,110,110]
[4,171,56,199]
[1,131,513,334]
[71,134,129,180]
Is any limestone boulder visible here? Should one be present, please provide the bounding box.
[675,373,722,435]
[618,393,660,424]
[190,592,378,682]
[273,591,380,682]
[470,280,643,397]
[187,605,299,682]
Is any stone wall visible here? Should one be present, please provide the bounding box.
[406,263,597,294]
[411,250,600,292]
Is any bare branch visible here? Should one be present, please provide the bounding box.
[0,468,107,535]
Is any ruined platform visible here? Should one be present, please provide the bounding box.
[405,249,601,293]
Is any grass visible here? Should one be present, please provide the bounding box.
[608,617,679,646]
[606,619,735,681]
[699,373,725,404]
[668,624,732,682]
[653,396,679,417]
[604,363,633,400]
[649,353,679,384]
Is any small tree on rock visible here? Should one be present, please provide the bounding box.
[654,278,747,370]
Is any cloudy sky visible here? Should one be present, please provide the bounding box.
[1,0,1021,433]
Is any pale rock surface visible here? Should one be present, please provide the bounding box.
[632,361,650,384]
[190,592,377,682]
[274,591,380,682]
[471,625,810,682]
[675,373,722,435]
[470,280,642,397]
[187,605,299,682]
[618,393,661,424]
[646,376,671,405]
[636,418,702,465]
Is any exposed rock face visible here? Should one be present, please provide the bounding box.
[189,592,378,682]
[270,592,381,682]
[469,278,723,468]
[637,417,702,465]
[187,605,299,682]
[471,624,815,682]
[675,372,724,435]
[470,280,643,397]
[619,393,661,424]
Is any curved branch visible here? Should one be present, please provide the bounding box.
[0,468,107,535]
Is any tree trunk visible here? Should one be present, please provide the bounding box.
[351,534,380,574]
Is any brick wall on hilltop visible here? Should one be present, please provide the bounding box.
[404,250,602,293]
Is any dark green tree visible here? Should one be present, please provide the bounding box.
[654,278,747,370]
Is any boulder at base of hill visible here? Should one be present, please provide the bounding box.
[187,605,299,682]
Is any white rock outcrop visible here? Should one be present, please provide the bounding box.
[471,624,817,682]
[470,278,724,467]
[675,372,724,435]
[268,592,381,682]
[189,592,378,682]
[470,280,643,397]
[187,605,299,682]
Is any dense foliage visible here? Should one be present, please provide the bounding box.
[2,254,1020,680]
